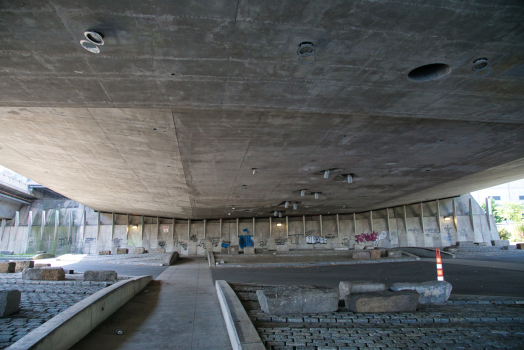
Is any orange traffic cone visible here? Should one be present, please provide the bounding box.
[436,248,444,281]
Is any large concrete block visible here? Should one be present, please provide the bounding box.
[243,247,255,255]
[257,285,339,314]
[389,281,452,304]
[0,290,21,317]
[492,240,510,246]
[339,281,386,299]
[369,249,381,259]
[134,247,146,254]
[456,241,474,247]
[387,250,402,258]
[276,245,289,252]
[22,267,65,281]
[352,251,370,260]
[117,248,128,254]
[83,270,117,282]
[98,250,111,255]
[15,260,34,272]
[228,245,240,255]
[0,262,15,273]
[345,290,419,313]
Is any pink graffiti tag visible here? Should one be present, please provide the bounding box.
[355,231,378,243]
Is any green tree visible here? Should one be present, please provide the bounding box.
[499,202,524,223]
[481,197,503,223]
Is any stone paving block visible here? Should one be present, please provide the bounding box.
[257,285,339,314]
[344,290,419,313]
[352,251,370,260]
[389,281,452,304]
[14,261,34,272]
[243,247,255,255]
[22,267,65,281]
[83,270,117,282]
[0,290,20,317]
[134,247,146,254]
[117,248,128,254]
[369,249,381,259]
[339,281,386,299]
[387,250,402,258]
[0,262,15,273]
[98,250,111,255]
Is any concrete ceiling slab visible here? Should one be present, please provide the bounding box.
[0,1,523,219]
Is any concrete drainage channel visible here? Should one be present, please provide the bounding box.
[6,275,152,350]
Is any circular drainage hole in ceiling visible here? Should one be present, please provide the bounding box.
[407,63,452,82]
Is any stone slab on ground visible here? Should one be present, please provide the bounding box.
[352,251,370,260]
[98,250,111,255]
[243,247,255,255]
[492,240,510,246]
[22,267,65,281]
[116,248,128,254]
[0,290,21,317]
[83,270,117,282]
[388,250,402,258]
[389,280,453,304]
[228,245,240,255]
[369,249,381,259]
[256,285,338,315]
[344,290,419,313]
[339,281,386,299]
[0,262,15,273]
[134,247,146,254]
[14,261,34,272]
[276,245,289,252]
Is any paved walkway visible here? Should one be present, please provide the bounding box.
[71,258,231,350]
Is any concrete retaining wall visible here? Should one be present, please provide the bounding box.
[5,275,152,350]
[0,194,500,256]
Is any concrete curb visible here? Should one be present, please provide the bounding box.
[207,250,215,267]
[6,275,152,350]
[215,280,265,350]
[215,257,418,268]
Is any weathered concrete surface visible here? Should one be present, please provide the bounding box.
[339,281,386,299]
[345,290,419,313]
[0,290,21,317]
[0,262,15,273]
[0,1,523,223]
[390,281,453,304]
[256,285,339,314]
[14,261,34,272]
[22,267,65,281]
[83,270,118,282]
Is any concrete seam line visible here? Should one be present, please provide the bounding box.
[215,280,265,350]
[6,275,152,350]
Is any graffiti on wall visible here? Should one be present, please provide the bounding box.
[112,238,122,248]
[274,237,287,245]
[85,237,96,243]
[306,236,327,244]
[258,239,267,247]
[207,237,220,247]
[58,237,72,247]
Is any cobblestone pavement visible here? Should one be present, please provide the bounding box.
[0,272,121,349]
[232,284,524,350]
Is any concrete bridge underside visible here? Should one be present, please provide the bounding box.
[0,0,523,220]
